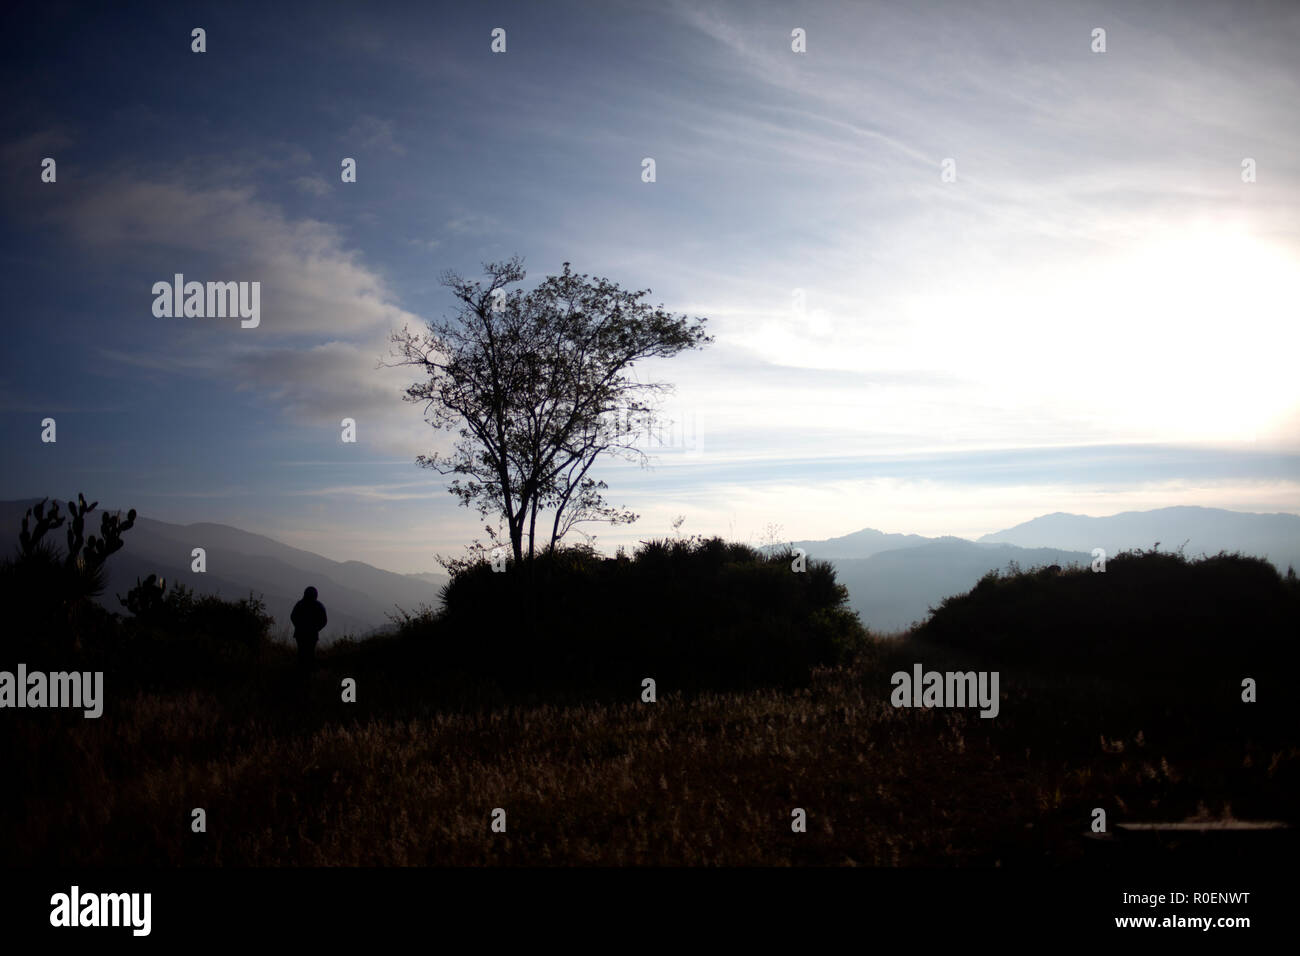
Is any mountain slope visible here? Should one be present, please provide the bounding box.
[978,506,1300,573]
[789,526,934,559]
[0,499,447,641]
[790,507,1300,631]
[830,538,1092,632]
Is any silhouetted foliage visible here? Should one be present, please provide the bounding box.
[388,258,713,565]
[916,549,1300,684]
[1,497,275,690]
[114,582,276,690]
[2,494,136,650]
[397,536,869,693]
[119,573,168,620]
[3,526,1298,867]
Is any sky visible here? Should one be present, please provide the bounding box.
[1,0,1298,573]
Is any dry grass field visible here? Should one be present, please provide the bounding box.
[3,540,1296,867]
[5,637,1294,867]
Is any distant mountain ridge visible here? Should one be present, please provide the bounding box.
[820,539,1093,633]
[6,498,1292,641]
[787,526,932,560]
[789,505,1300,633]
[0,499,448,642]
[404,572,451,586]
[977,506,1300,573]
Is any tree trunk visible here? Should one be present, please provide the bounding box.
[509,516,524,566]
[528,500,538,562]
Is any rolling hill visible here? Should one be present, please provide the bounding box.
[977,506,1300,573]
[822,538,1092,632]
[791,506,1299,632]
[0,499,448,641]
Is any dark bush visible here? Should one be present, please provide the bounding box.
[915,549,1300,684]
[1,494,277,695]
[113,583,276,691]
[413,536,869,694]
[2,495,137,653]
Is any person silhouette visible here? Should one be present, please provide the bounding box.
[290,586,327,674]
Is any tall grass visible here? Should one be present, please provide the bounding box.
[1,534,1295,866]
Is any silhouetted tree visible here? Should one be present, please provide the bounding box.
[13,494,136,603]
[388,258,711,564]
[2,494,136,648]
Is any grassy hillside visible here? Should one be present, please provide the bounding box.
[2,511,1296,866]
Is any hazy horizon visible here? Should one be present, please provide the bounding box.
[3,0,1298,574]
[6,495,1298,578]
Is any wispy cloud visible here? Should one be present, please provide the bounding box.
[293,175,331,197]
[3,0,1297,571]
[345,115,407,156]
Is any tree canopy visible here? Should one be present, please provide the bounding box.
[389,258,712,565]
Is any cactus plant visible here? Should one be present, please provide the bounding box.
[119,573,167,619]
[13,492,136,603]
[18,497,65,557]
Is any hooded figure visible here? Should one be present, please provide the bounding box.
[290,586,327,672]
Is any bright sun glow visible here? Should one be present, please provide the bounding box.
[692,222,1300,451]
[1084,224,1300,441]
[895,222,1300,445]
